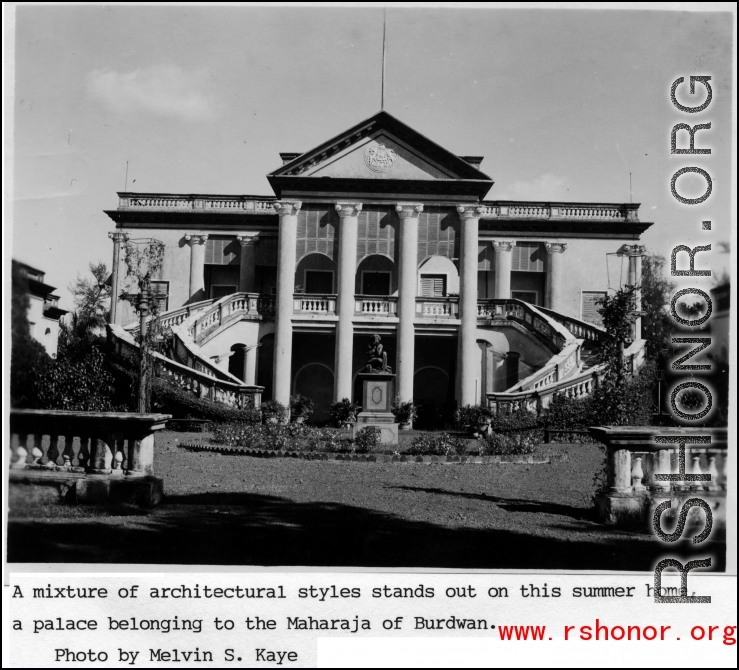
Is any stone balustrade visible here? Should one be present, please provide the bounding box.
[294,294,336,314]
[118,193,276,214]
[478,299,572,354]
[355,296,397,316]
[10,409,170,476]
[416,296,459,318]
[478,201,639,222]
[9,409,171,506]
[537,306,605,343]
[589,427,728,526]
[109,324,262,409]
[117,194,639,223]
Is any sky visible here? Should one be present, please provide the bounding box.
[6,5,735,310]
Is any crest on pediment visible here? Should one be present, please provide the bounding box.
[364,143,398,173]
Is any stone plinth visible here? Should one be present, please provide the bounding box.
[353,372,398,445]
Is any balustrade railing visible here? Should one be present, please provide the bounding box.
[355,296,397,316]
[9,409,170,477]
[294,294,336,314]
[536,306,605,343]
[108,324,262,409]
[119,193,276,214]
[589,427,728,525]
[416,296,458,318]
[478,202,639,221]
[477,299,572,354]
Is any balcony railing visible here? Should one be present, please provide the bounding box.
[355,296,397,316]
[416,296,459,318]
[293,294,336,315]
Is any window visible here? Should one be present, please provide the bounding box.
[512,242,545,272]
[361,271,391,296]
[512,290,538,305]
[420,274,446,297]
[305,270,334,294]
[151,280,170,312]
[205,236,240,265]
[211,284,237,300]
[581,291,607,326]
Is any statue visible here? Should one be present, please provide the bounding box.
[366,334,391,373]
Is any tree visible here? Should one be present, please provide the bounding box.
[69,261,111,334]
[640,253,675,364]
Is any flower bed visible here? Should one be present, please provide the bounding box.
[177,441,569,465]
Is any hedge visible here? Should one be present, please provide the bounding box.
[109,362,261,424]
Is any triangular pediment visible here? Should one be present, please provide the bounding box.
[267,111,493,200]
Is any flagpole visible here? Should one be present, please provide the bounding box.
[381,8,387,110]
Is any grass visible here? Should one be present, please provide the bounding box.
[7,430,725,570]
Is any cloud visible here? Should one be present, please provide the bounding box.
[86,65,217,121]
[494,173,569,200]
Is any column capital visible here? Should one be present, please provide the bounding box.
[236,234,259,247]
[618,243,646,256]
[273,201,302,216]
[545,242,567,254]
[185,234,209,246]
[456,204,485,220]
[395,203,424,219]
[335,202,363,218]
[492,240,516,252]
[108,231,130,243]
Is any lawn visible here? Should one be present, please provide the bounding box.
[7,431,725,570]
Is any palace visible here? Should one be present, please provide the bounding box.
[105,111,652,426]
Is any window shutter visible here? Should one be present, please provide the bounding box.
[150,280,169,313]
[582,291,606,325]
[205,236,239,265]
[421,277,434,297]
[512,242,545,272]
[433,277,444,296]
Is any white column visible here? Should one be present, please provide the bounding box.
[243,345,258,385]
[493,241,515,299]
[457,205,483,406]
[185,234,209,302]
[108,231,129,324]
[334,202,362,402]
[396,203,423,404]
[272,201,301,409]
[236,234,259,293]
[545,242,567,312]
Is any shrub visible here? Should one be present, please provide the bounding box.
[290,394,314,422]
[453,404,492,431]
[482,430,538,456]
[392,397,417,425]
[35,347,120,412]
[489,408,541,434]
[353,426,381,453]
[329,398,360,426]
[407,433,468,457]
[150,376,261,424]
[211,422,353,453]
[261,399,289,424]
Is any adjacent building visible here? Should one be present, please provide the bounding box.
[106,111,653,424]
[13,260,68,358]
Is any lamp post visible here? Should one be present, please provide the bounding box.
[135,273,153,413]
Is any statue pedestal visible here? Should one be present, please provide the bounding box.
[353,372,398,445]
